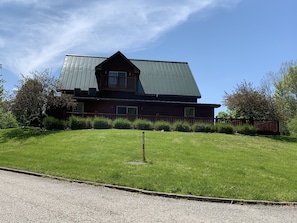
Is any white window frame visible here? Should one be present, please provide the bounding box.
[184,107,195,117]
[116,106,138,115]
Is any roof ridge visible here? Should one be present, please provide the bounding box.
[131,58,188,64]
[65,54,187,64]
[66,54,108,59]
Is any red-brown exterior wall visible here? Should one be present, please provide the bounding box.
[82,100,214,118]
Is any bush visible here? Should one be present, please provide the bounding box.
[69,116,91,130]
[113,118,132,129]
[288,116,297,136]
[133,119,153,130]
[205,125,216,133]
[43,116,65,130]
[93,117,112,129]
[192,122,216,133]
[0,110,18,129]
[193,123,205,132]
[215,123,234,134]
[173,121,191,132]
[235,124,257,135]
[85,117,93,129]
[154,120,171,131]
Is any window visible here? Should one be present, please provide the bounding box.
[108,71,127,88]
[88,88,97,96]
[73,102,84,113]
[117,106,138,115]
[74,88,81,96]
[184,107,195,117]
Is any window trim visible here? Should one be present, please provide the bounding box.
[184,107,195,117]
[108,71,127,88]
[116,106,138,115]
[73,102,84,113]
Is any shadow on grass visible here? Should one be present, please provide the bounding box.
[262,135,297,143]
[0,128,60,143]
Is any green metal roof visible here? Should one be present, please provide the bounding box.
[59,54,201,98]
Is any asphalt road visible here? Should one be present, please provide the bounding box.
[0,170,296,222]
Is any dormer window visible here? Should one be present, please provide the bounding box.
[108,71,127,88]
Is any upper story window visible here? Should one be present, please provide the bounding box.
[108,71,127,88]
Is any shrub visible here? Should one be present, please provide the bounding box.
[193,123,205,132]
[85,117,93,129]
[215,123,234,134]
[43,116,65,130]
[0,110,18,129]
[154,120,171,131]
[69,116,91,130]
[235,124,257,135]
[93,117,112,129]
[288,115,297,136]
[133,119,153,130]
[192,122,216,133]
[113,118,132,129]
[205,125,215,133]
[173,121,191,132]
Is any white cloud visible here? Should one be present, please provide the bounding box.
[0,0,241,77]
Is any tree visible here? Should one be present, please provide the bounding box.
[216,110,236,119]
[274,66,297,120]
[264,61,297,135]
[0,74,4,106]
[223,81,278,123]
[12,69,76,127]
[0,73,19,129]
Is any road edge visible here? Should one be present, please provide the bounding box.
[1,167,296,206]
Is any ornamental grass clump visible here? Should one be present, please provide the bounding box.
[192,122,207,132]
[133,119,154,130]
[43,116,65,130]
[93,117,112,129]
[113,118,132,129]
[215,123,234,134]
[69,116,91,130]
[235,124,257,135]
[154,120,171,131]
[173,121,191,132]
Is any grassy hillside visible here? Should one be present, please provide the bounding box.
[0,128,296,202]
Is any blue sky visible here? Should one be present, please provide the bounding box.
[0,0,296,114]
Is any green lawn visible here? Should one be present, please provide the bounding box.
[1,128,297,202]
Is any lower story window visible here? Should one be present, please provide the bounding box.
[184,107,195,117]
[117,106,138,115]
[73,102,84,113]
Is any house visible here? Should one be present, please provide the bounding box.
[58,51,220,121]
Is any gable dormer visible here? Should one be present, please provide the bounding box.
[95,51,140,92]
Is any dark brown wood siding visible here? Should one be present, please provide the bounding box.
[80,100,214,118]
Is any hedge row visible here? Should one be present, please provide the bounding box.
[43,116,257,135]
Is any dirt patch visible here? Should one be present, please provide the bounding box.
[127,161,147,165]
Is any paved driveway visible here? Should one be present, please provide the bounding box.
[0,170,296,222]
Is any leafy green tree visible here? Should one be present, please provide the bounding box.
[288,114,297,136]
[0,72,18,129]
[12,69,76,127]
[223,81,278,123]
[274,66,297,120]
[265,61,297,134]
[216,110,236,119]
[0,74,4,106]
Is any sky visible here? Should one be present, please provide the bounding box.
[0,0,296,114]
